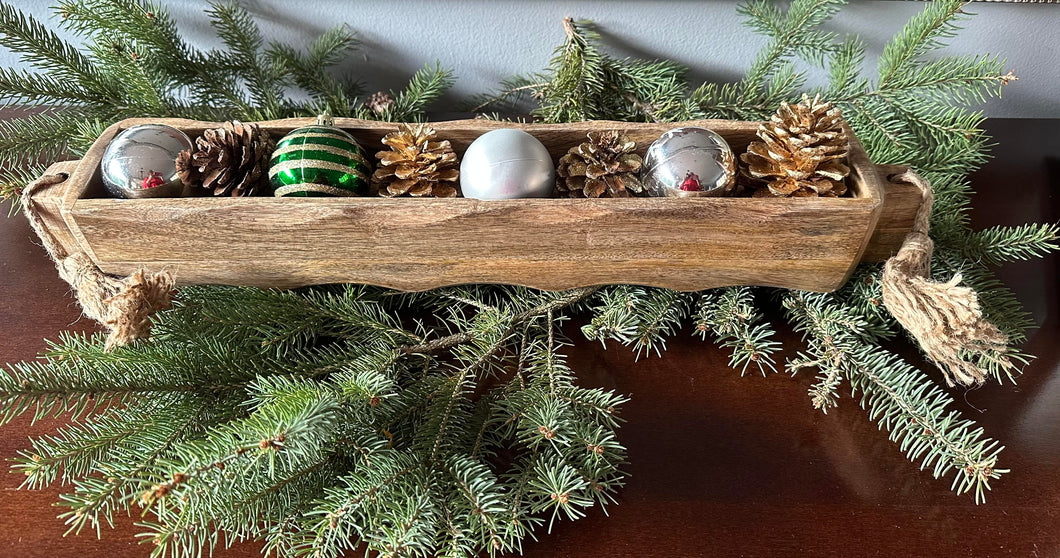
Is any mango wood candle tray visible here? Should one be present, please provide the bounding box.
[27,117,922,293]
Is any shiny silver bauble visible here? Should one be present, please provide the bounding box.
[100,124,192,198]
[459,129,555,200]
[641,127,736,197]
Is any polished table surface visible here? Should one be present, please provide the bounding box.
[0,119,1057,557]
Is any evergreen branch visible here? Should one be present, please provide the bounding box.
[878,0,967,88]
[55,0,196,78]
[954,222,1060,266]
[16,399,171,489]
[443,456,507,552]
[0,1,107,91]
[629,289,687,358]
[690,81,777,120]
[784,292,1007,502]
[268,25,360,113]
[824,37,867,99]
[465,78,549,115]
[53,395,224,536]
[580,286,642,347]
[300,455,415,557]
[738,0,785,37]
[694,287,780,375]
[0,67,100,104]
[0,162,46,214]
[141,384,341,554]
[737,0,844,97]
[834,265,899,342]
[383,63,455,122]
[399,333,474,356]
[881,55,1008,104]
[206,1,287,118]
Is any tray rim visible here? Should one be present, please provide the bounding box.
[55,116,886,293]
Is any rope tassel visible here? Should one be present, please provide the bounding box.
[880,170,1013,386]
[22,173,175,351]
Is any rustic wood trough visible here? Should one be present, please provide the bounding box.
[28,117,921,293]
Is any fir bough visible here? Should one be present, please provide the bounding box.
[475,0,1056,503]
[0,0,454,210]
[1,1,1058,557]
[6,285,630,557]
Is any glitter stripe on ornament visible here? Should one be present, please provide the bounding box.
[273,183,357,197]
[275,133,371,166]
[295,131,364,148]
[269,158,368,182]
[271,149,370,176]
[294,128,360,141]
[271,142,370,167]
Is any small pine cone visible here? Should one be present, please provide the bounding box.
[178,121,275,197]
[371,123,460,197]
[556,130,644,198]
[740,94,850,198]
[366,91,395,117]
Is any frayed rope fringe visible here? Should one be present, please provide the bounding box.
[880,170,1012,386]
[22,173,174,351]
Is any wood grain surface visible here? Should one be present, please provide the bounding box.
[41,117,899,292]
[1,119,1057,558]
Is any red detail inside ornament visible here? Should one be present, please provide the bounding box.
[679,171,702,192]
[142,171,164,189]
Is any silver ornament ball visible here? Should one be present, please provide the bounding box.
[459,129,555,200]
[641,127,736,197]
[100,124,192,198]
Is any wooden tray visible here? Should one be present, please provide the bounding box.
[28,117,921,293]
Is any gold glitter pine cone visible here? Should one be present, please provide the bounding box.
[556,130,644,198]
[740,94,850,198]
[176,120,274,197]
[372,123,460,197]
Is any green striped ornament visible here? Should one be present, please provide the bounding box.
[269,123,371,197]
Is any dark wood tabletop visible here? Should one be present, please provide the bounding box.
[1,119,1057,557]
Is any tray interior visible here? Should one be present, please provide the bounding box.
[75,118,874,202]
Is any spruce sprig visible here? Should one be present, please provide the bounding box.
[1,285,629,558]
[468,18,688,123]
[483,0,1053,505]
[0,0,453,210]
[2,1,1059,557]
[694,287,781,375]
[785,292,1008,504]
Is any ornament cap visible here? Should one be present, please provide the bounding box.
[316,111,334,127]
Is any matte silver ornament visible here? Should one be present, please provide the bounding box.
[100,124,192,198]
[641,127,736,197]
[459,129,555,200]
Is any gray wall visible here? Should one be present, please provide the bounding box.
[4,1,1058,118]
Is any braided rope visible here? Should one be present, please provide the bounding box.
[21,173,175,351]
[880,170,1012,386]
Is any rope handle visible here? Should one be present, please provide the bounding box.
[880,170,1012,386]
[22,171,175,351]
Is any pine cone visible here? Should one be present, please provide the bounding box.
[366,91,395,117]
[740,94,850,198]
[556,130,644,198]
[177,121,274,197]
[372,123,460,197]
